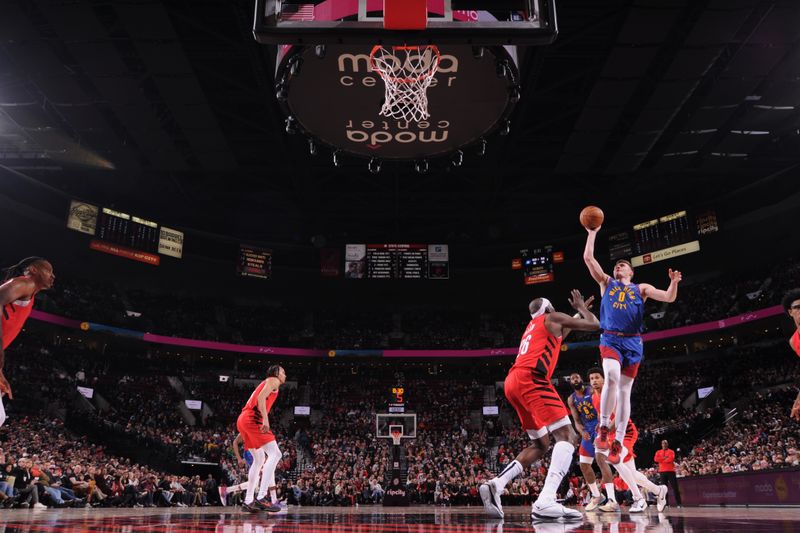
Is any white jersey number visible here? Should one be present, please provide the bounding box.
[517,334,532,358]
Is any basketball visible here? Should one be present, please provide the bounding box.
[580,206,604,230]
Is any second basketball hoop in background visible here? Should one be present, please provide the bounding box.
[370,45,441,122]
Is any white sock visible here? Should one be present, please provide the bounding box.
[634,471,660,495]
[244,448,266,504]
[258,441,281,501]
[537,441,574,501]
[614,375,634,443]
[614,461,643,500]
[588,482,600,498]
[605,483,617,502]
[494,460,523,490]
[228,482,248,493]
[600,359,620,428]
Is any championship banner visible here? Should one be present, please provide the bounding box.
[66,200,99,235]
[158,226,184,258]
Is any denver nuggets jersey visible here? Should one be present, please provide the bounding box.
[600,278,644,334]
[571,386,599,432]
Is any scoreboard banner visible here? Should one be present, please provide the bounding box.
[320,248,342,277]
[633,210,694,256]
[97,208,160,253]
[631,240,700,267]
[428,244,450,279]
[521,246,554,285]
[90,239,160,266]
[345,244,366,279]
[66,200,99,235]
[609,231,633,261]
[238,245,272,279]
[158,227,184,259]
[346,244,449,279]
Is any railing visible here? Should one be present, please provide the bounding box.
[30,304,785,358]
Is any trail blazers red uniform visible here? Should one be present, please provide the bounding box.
[1,286,35,350]
[504,314,570,438]
[791,330,800,357]
[236,381,278,450]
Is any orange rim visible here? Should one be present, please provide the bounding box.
[369,45,440,84]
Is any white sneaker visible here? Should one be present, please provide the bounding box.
[599,499,620,512]
[585,495,606,512]
[656,485,668,512]
[531,498,582,521]
[32,502,48,509]
[630,498,648,513]
[479,480,504,519]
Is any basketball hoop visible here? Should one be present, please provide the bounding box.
[389,425,404,446]
[370,45,441,122]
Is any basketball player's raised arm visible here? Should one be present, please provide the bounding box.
[639,268,682,303]
[548,290,600,338]
[583,227,610,290]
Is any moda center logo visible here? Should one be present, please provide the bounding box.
[280,44,517,159]
[337,52,459,149]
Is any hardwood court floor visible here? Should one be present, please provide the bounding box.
[1,505,798,532]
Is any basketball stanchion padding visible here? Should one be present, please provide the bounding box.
[383,0,427,30]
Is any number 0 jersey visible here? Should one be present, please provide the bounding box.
[510,314,563,379]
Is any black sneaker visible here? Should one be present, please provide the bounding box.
[241,501,261,513]
[256,498,282,512]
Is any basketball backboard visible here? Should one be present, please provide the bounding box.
[376,413,417,439]
[253,0,558,45]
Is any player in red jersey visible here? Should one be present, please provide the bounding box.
[0,257,55,425]
[590,377,667,513]
[480,290,600,521]
[237,364,286,513]
[782,289,800,420]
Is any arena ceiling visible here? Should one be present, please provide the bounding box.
[1,0,799,246]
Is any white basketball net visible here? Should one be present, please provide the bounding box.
[370,45,440,122]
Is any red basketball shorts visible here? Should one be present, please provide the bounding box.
[504,367,569,437]
[237,411,276,450]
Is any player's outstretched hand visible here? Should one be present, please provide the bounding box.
[585,225,602,234]
[0,374,12,400]
[584,295,596,311]
[568,289,587,311]
[668,268,682,283]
